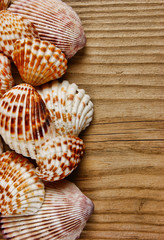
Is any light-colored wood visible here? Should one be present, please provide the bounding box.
[1,0,164,239]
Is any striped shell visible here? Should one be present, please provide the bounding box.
[9,0,86,59]
[0,151,45,216]
[0,53,15,98]
[37,80,94,136]
[1,180,94,239]
[0,83,54,159]
[12,38,67,86]
[36,135,85,181]
[0,0,10,10]
[0,10,39,58]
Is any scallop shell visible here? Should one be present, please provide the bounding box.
[0,83,54,159]
[9,0,86,59]
[1,180,94,239]
[0,0,10,10]
[12,38,67,86]
[0,151,45,216]
[0,10,39,58]
[37,80,94,136]
[36,135,85,181]
[0,53,15,98]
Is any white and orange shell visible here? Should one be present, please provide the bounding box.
[37,80,94,136]
[0,10,39,58]
[0,53,15,98]
[1,180,94,239]
[12,38,67,86]
[0,151,45,216]
[9,0,86,59]
[0,83,54,159]
[36,135,85,181]
[0,0,10,10]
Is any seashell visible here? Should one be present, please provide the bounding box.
[1,180,94,239]
[0,137,4,154]
[12,38,67,86]
[36,135,85,181]
[0,53,15,98]
[0,10,39,58]
[0,0,10,10]
[9,0,86,59]
[37,80,94,136]
[0,83,54,159]
[0,151,45,216]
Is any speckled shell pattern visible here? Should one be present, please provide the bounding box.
[1,180,94,240]
[0,151,45,216]
[0,53,15,98]
[9,0,86,59]
[12,38,67,86]
[0,83,54,159]
[36,135,85,181]
[0,10,39,58]
[0,0,10,10]
[37,80,94,136]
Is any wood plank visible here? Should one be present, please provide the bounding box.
[1,0,164,240]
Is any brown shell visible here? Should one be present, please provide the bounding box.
[9,0,86,59]
[0,137,4,154]
[36,135,85,181]
[12,38,67,86]
[1,180,94,239]
[0,83,54,159]
[0,0,10,10]
[0,151,45,216]
[0,10,39,58]
[0,53,15,98]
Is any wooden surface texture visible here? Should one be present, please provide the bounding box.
[1,0,164,239]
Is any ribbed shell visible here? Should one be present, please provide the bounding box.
[0,10,39,58]
[12,38,67,86]
[1,180,94,239]
[9,0,86,59]
[0,53,15,98]
[0,151,45,216]
[0,0,10,10]
[37,80,94,136]
[36,135,85,181]
[0,83,54,159]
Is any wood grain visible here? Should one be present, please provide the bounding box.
[1,0,164,239]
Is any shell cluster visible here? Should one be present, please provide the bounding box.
[0,10,39,58]
[9,0,86,58]
[1,180,94,240]
[0,1,94,239]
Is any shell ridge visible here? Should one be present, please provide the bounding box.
[77,94,91,131]
[38,80,93,136]
[1,181,94,239]
[9,0,86,58]
[73,89,85,135]
[0,151,45,215]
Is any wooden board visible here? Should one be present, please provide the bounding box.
[1,0,164,239]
